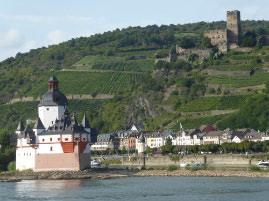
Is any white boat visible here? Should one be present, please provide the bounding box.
[180,162,188,167]
[257,160,269,167]
[91,160,101,167]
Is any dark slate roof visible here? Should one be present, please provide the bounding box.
[97,134,114,142]
[39,90,68,106]
[49,75,58,82]
[133,124,145,131]
[204,131,224,137]
[39,75,67,107]
[33,118,45,130]
[138,133,145,143]
[16,120,25,131]
[81,114,90,128]
[39,111,89,135]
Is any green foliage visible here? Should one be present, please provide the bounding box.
[161,138,173,154]
[250,165,261,172]
[241,31,257,47]
[7,161,16,171]
[167,165,178,171]
[178,37,195,49]
[201,37,213,48]
[217,94,269,131]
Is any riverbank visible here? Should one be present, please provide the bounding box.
[1,168,269,182]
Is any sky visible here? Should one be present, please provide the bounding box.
[0,0,269,61]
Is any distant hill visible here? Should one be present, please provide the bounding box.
[2,20,269,133]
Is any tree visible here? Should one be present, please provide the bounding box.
[179,38,195,49]
[241,31,257,47]
[201,37,213,48]
[161,138,173,154]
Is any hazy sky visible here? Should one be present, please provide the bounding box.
[0,0,269,61]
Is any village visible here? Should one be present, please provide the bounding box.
[91,123,269,154]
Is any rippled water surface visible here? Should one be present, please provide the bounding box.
[1,177,269,201]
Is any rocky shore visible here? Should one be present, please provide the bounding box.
[0,169,138,182]
[1,168,269,182]
[135,169,269,178]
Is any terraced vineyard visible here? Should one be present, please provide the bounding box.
[25,71,143,97]
[206,72,269,88]
[91,59,154,72]
[71,51,155,72]
[182,95,250,112]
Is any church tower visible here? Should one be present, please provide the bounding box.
[38,75,68,129]
[227,10,241,46]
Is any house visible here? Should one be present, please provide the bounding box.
[144,131,171,148]
[261,132,269,141]
[244,132,262,142]
[91,133,120,151]
[203,131,224,145]
[193,133,206,145]
[232,133,247,143]
[12,75,92,171]
[179,129,200,146]
[131,124,145,132]
[199,125,216,133]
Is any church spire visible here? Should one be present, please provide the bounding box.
[81,114,90,128]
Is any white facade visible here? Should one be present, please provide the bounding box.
[179,131,193,146]
[38,105,65,129]
[146,137,164,148]
[16,137,35,170]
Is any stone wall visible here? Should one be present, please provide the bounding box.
[122,155,258,167]
[227,10,241,44]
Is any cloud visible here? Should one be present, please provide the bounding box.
[21,40,37,53]
[47,30,67,44]
[0,14,99,24]
[0,29,23,48]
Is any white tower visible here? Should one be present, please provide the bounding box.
[137,133,145,155]
[38,75,67,129]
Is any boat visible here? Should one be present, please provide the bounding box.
[257,160,269,167]
[91,160,101,167]
[180,160,202,168]
[180,162,188,167]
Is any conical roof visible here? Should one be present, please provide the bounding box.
[138,133,145,143]
[33,118,45,130]
[16,120,25,131]
[49,74,58,82]
[81,114,90,128]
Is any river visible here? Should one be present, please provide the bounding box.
[1,177,269,201]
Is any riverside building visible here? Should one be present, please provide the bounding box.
[11,75,92,171]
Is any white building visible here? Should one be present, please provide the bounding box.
[13,75,92,171]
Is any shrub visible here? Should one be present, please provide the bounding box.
[167,165,178,171]
[7,161,16,171]
[250,165,261,172]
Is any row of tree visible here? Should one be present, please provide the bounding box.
[161,138,269,154]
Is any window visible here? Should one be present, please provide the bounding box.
[47,108,49,111]
[65,138,68,141]
[42,139,45,142]
[50,147,53,151]
[58,138,60,141]
[50,138,52,142]
[75,137,79,141]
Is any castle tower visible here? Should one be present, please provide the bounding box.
[38,75,68,129]
[227,10,241,46]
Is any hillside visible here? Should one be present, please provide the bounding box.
[2,20,269,133]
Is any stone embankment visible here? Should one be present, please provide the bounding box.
[0,169,137,182]
[135,170,269,178]
[2,168,269,182]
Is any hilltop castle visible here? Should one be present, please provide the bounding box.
[11,75,92,171]
[204,10,241,53]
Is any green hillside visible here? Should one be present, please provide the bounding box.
[2,20,269,133]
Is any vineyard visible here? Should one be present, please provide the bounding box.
[206,72,269,88]
[182,95,250,112]
[207,64,256,71]
[91,59,154,72]
[25,71,143,98]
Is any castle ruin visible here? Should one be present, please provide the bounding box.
[204,10,241,53]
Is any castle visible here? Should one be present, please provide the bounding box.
[11,75,92,171]
[204,10,241,53]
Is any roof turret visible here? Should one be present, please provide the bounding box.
[81,114,90,128]
[16,120,25,131]
[33,118,45,130]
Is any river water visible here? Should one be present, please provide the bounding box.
[1,177,269,201]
